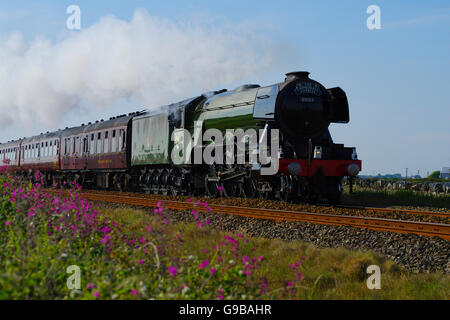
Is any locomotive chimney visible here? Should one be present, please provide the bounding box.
[285,71,310,81]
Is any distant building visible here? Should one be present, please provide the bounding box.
[440,167,450,179]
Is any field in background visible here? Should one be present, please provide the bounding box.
[341,186,450,209]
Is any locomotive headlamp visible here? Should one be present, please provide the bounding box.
[313,146,322,159]
[347,163,360,176]
[288,162,302,176]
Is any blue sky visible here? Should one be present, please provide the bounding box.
[0,0,449,176]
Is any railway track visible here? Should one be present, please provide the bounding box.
[332,204,449,218]
[78,191,450,241]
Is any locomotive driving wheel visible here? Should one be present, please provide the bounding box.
[242,176,257,198]
[205,172,220,198]
[279,174,298,202]
[326,177,343,205]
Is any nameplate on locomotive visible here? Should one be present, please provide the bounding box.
[294,82,322,96]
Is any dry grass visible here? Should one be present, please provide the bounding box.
[100,205,450,299]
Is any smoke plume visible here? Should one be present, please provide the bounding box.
[0,9,276,128]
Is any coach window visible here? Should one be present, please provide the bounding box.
[89,134,94,154]
[96,132,101,154]
[71,138,74,155]
[118,129,126,151]
[111,130,117,153]
[104,131,109,153]
[118,129,123,151]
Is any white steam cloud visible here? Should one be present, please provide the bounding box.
[0,9,277,128]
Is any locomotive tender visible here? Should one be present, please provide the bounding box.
[0,71,361,204]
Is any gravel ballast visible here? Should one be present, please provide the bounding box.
[102,202,450,274]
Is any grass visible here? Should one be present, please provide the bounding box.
[100,205,450,299]
[1,168,449,300]
[341,187,450,209]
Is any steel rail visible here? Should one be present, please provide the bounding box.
[334,205,449,218]
[79,192,450,241]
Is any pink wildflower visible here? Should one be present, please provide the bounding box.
[100,235,110,244]
[87,283,94,290]
[168,266,178,277]
[199,260,209,269]
[210,268,217,275]
[93,291,100,298]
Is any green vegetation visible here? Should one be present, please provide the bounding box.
[100,206,450,299]
[428,171,441,179]
[342,187,450,209]
[1,167,449,299]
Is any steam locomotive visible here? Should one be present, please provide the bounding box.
[0,71,361,204]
